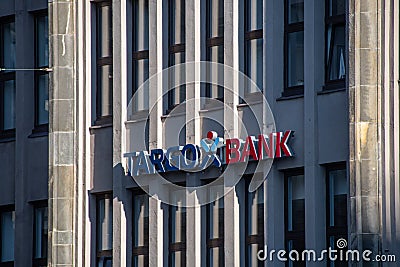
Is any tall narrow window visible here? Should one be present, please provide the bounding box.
[325,0,346,89]
[167,0,185,112]
[96,195,113,267]
[245,180,264,267]
[0,207,15,265]
[132,0,149,111]
[132,193,149,267]
[326,164,347,267]
[33,204,48,267]
[285,171,305,267]
[34,13,49,130]
[0,18,16,137]
[284,0,304,96]
[205,0,224,100]
[244,0,263,93]
[206,186,224,267]
[95,0,113,123]
[169,191,186,267]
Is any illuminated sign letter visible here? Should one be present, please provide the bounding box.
[240,136,258,162]
[226,138,241,164]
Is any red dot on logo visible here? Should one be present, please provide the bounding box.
[207,131,217,140]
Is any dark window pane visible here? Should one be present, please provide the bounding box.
[98,65,113,117]
[287,175,305,232]
[247,186,264,236]
[34,207,48,259]
[208,0,224,38]
[170,250,186,267]
[287,0,304,24]
[327,25,346,81]
[2,22,16,70]
[97,257,112,267]
[329,0,345,16]
[133,58,149,110]
[328,169,347,227]
[1,211,14,262]
[97,198,113,251]
[98,5,112,58]
[36,16,49,67]
[133,254,148,267]
[246,38,263,93]
[133,194,149,247]
[246,0,263,31]
[207,45,224,99]
[287,239,306,267]
[208,247,224,267]
[3,80,15,130]
[168,52,186,108]
[133,0,149,51]
[208,197,224,239]
[170,0,185,45]
[37,74,49,125]
[287,31,304,87]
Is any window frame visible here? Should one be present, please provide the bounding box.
[0,205,15,267]
[132,190,149,267]
[244,0,263,95]
[167,0,186,113]
[244,177,264,267]
[324,0,346,90]
[284,168,305,267]
[168,204,186,267]
[96,193,113,267]
[33,10,49,133]
[93,0,113,125]
[205,0,224,100]
[0,16,16,139]
[205,192,224,267]
[132,0,150,112]
[283,0,304,97]
[325,162,348,266]
[32,201,48,267]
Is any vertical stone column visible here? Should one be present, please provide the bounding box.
[112,0,128,266]
[303,0,325,265]
[48,1,77,266]
[148,1,164,266]
[349,0,382,263]
[223,1,241,266]
[185,1,202,266]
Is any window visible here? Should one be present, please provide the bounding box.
[132,193,149,267]
[325,0,346,89]
[285,171,305,267]
[0,207,15,266]
[95,0,113,123]
[167,0,185,112]
[34,13,49,130]
[326,164,347,267]
[132,0,149,111]
[205,0,224,100]
[0,18,16,138]
[168,192,186,267]
[244,0,263,94]
[245,179,264,267]
[96,195,113,267]
[206,186,224,267]
[284,0,304,96]
[33,204,48,267]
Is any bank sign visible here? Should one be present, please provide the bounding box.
[124,130,294,177]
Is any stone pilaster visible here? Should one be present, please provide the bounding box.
[48,1,77,266]
[349,0,382,264]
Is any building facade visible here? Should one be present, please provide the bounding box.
[0,0,399,266]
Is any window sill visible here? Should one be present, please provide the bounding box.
[0,129,16,143]
[317,87,346,95]
[29,124,48,138]
[276,94,304,101]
